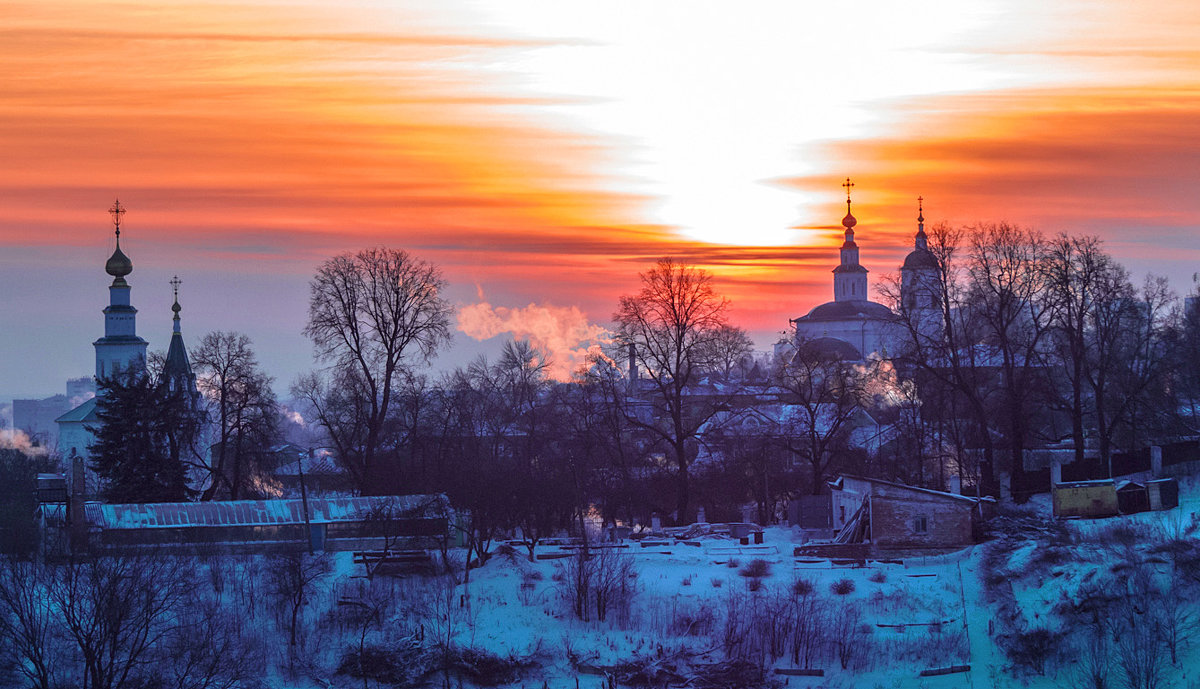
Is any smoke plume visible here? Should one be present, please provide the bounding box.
[457,299,612,381]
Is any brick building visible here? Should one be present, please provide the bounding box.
[829,475,993,549]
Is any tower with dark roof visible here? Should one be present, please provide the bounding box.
[899,197,943,344]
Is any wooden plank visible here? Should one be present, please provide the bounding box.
[918,665,970,677]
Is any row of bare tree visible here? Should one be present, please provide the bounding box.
[885,223,1199,497]
[84,233,1200,527]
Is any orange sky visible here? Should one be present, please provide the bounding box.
[2,0,1199,396]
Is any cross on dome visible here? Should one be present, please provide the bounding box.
[841,177,857,230]
[108,199,126,237]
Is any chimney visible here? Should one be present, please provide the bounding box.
[68,455,87,551]
[948,474,962,495]
[71,455,86,500]
[628,342,637,386]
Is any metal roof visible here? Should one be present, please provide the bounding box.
[83,494,446,530]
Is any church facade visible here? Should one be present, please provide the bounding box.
[783,182,941,362]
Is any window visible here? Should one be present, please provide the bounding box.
[914,516,928,534]
[839,505,846,522]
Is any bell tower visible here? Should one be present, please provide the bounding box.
[832,178,869,302]
[93,199,148,382]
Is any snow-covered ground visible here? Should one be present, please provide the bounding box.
[286,477,1200,688]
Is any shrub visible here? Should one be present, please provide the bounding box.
[830,578,855,595]
[711,578,724,588]
[791,578,814,597]
[868,570,887,584]
[738,559,771,578]
[448,646,534,685]
[1000,627,1061,675]
[746,578,762,592]
[726,558,740,569]
[681,574,694,586]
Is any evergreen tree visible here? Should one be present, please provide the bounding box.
[88,369,196,503]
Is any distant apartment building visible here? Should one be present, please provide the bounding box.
[66,377,95,402]
[12,394,70,447]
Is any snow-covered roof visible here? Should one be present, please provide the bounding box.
[830,474,993,505]
[83,494,446,530]
[1055,479,1115,488]
[56,396,98,424]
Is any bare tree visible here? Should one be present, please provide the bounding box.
[267,552,332,655]
[700,324,755,381]
[771,340,873,493]
[301,247,453,493]
[0,557,55,689]
[192,331,280,500]
[49,553,191,689]
[964,223,1056,495]
[159,594,265,689]
[882,222,999,494]
[614,257,738,521]
[1044,234,1115,465]
[570,352,650,531]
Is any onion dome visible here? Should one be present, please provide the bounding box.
[902,196,937,270]
[842,208,857,229]
[105,240,133,278]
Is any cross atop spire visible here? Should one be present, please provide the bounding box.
[915,196,928,250]
[840,178,857,230]
[170,275,181,302]
[109,199,126,238]
[169,275,182,328]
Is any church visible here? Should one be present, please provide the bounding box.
[56,201,199,464]
[783,179,941,361]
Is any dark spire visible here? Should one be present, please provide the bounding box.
[170,275,182,332]
[162,276,197,398]
[915,196,928,250]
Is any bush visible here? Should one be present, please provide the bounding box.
[448,646,535,686]
[1000,627,1061,675]
[681,574,694,586]
[745,578,762,592]
[830,579,855,595]
[338,648,408,686]
[738,559,771,578]
[791,578,813,597]
[711,578,724,588]
[868,570,887,584]
[726,558,740,569]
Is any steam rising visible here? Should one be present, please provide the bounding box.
[0,429,49,456]
[458,299,611,381]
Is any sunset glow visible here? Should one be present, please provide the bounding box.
[2,0,1199,393]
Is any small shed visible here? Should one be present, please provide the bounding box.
[1147,478,1179,511]
[827,475,992,549]
[1115,481,1150,515]
[1052,480,1118,518]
